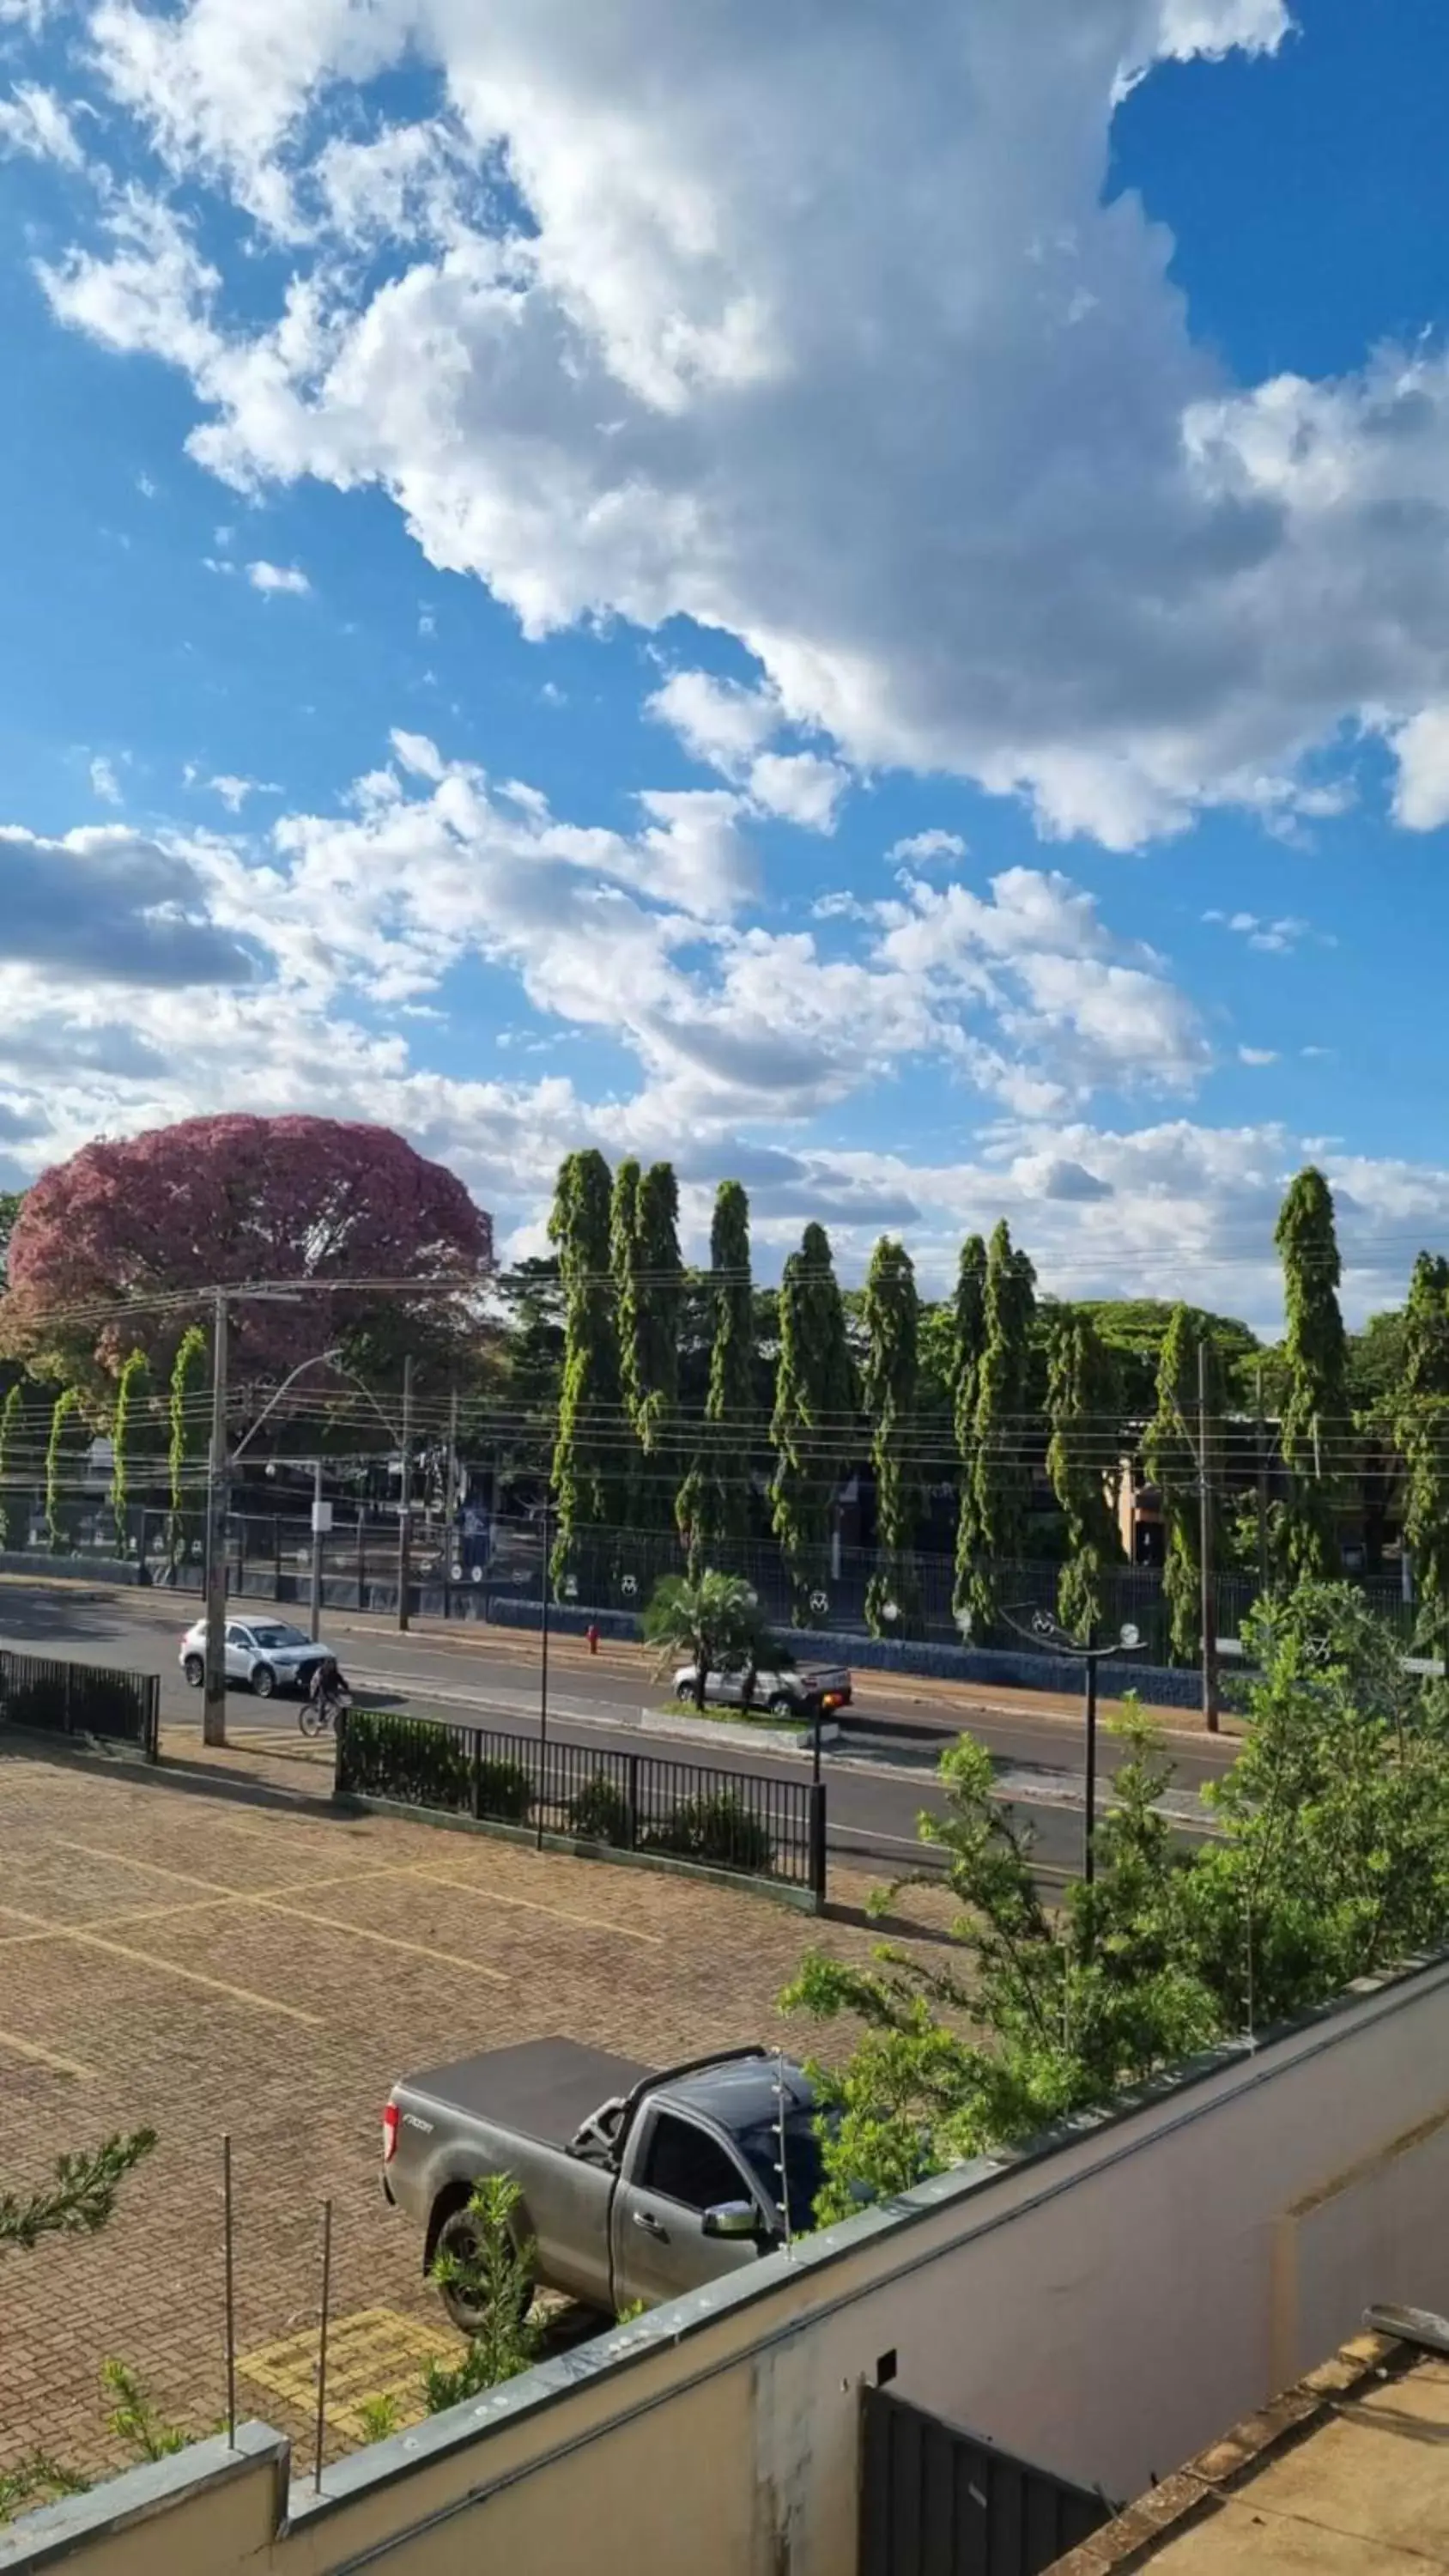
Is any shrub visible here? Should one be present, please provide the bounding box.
[339,1710,474,1812]
[566,1773,633,1846]
[474,1758,534,1825]
[650,1790,773,1874]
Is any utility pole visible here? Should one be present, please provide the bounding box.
[1082,1619,1100,1888]
[537,1495,551,1852]
[1198,1334,1220,1735]
[444,1388,459,1618]
[309,1455,326,1642]
[203,1290,228,1748]
[1254,1359,1270,1594]
[397,1354,414,1633]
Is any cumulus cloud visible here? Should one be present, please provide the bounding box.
[246,558,310,595]
[0,824,258,985]
[88,755,122,806]
[32,0,1438,848]
[1203,908,1313,953]
[888,830,967,868]
[1393,705,1449,831]
[206,772,280,811]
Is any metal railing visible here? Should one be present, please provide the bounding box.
[334,1706,822,1899]
[0,1648,160,1758]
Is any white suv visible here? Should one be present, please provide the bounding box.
[179,1617,338,1698]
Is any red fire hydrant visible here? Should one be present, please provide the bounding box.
[586,1621,600,1656]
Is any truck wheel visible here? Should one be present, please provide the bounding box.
[182,1654,204,1688]
[767,1692,795,1716]
[433,2204,533,2338]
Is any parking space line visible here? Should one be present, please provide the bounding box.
[403,1863,664,1943]
[0,1905,323,2025]
[0,2026,97,2080]
[244,1895,506,1983]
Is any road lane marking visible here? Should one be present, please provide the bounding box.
[0,1905,323,2024]
[0,2026,97,2079]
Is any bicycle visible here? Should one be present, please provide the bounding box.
[299,1675,351,1738]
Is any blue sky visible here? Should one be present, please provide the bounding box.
[0,0,1447,1325]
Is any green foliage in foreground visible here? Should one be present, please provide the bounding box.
[785,1584,1449,2221]
[0,2129,156,2254]
[423,2174,542,2411]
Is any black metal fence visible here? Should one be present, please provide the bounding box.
[0,1649,160,1759]
[335,1706,823,1901]
[859,2385,1113,2576]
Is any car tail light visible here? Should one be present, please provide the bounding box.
[382,2100,399,2165]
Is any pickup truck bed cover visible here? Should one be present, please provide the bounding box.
[403,2039,652,2146]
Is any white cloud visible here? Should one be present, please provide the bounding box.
[747,750,848,832]
[647,670,779,771]
[136,470,158,499]
[888,829,967,869]
[1392,705,1449,832]
[1238,1045,1278,1066]
[43,1,1434,849]
[0,82,84,167]
[246,558,311,595]
[206,772,280,811]
[1203,908,1313,953]
[88,755,122,806]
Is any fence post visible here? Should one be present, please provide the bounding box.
[356,1515,367,1613]
[332,1705,347,1795]
[808,1783,828,1912]
[470,1727,483,1821]
[626,1752,640,1853]
[63,1660,73,1738]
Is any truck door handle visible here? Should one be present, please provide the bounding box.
[633,2210,668,2239]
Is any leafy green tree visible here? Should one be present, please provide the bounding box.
[950,1235,990,1627]
[108,1350,155,1548]
[863,1238,920,1637]
[549,1150,622,1589]
[613,1160,682,1532]
[1143,1306,1226,1665]
[1,2129,155,2253]
[677,1181,755,1576]
[1076,1298,1260,1419]
[643,1569,772,1710]
[1274,1166,1349,1581]
[167,1324,208,1571]
[422,2175,541,2409]
[0,1381,22,1548]
[769,1224,857,1623]
[1395,1255,1449,1661]
[1046,1311,1123,1637]
[960,1222,1035,1637]
[45,1388,89,1554]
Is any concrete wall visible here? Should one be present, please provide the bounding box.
[8,1949,1449,2576]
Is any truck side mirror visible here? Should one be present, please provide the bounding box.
[701,2201,760,2240]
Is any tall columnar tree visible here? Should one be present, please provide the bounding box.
[109,1350,153,1549]
[167,1324,209,1570]
[1274,1165,1349,1582]
[769,1222,857,1624]
[615,1161,682,1534]
[549,1150,622,1588]
[951,1234,990,1628]
[1046,1310,1124,1638]
[960,1222,1035,1638]
[0,1382,22,1548]
[45,1389,89,1554]
[863,1238,921,1637]
[676,1180,755,1576]
[1144,1306,1226,1665]
[1396,1252,1449,1657]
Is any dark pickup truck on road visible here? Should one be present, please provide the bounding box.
[383,2038,822,2330]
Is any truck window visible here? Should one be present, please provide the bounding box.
[641,2114,746,2212]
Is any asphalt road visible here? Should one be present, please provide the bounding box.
[0,1577,1236,1887]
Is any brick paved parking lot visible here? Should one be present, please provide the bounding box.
[0,1734,946,2489]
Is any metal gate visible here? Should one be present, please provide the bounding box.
[860,2385,1113,2576]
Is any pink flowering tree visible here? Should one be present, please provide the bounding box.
[0,1115,492,1396]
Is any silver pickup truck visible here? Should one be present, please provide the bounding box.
[382,2039,822,2330]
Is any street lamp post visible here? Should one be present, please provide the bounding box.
[202,1327,343,1749]
[537,1496,552,1853]
[1003,1603,1147,1886]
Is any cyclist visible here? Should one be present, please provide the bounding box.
[300,1654,349,1736]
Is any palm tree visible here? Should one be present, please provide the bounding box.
[643,1570,772,1711]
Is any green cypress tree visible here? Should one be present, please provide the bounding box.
[863,1238,920,1637]
[1046,1310,1123,1638]
[549,1150,622,1589]
[1274,1166,1349,1581]
[1144,1306,1227,1664]
[0,1382,22,1548]
[109,1350,153,1550]
[677,1180,755,1577]
[167,1326,209,1571]
[951,1234,989,1629]
[1396,1252,1449,1658]
[769,1222,856,1624]
[633,1163,683,1530]
[961,1221,1035,1637]
[45,1389,89,1554]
